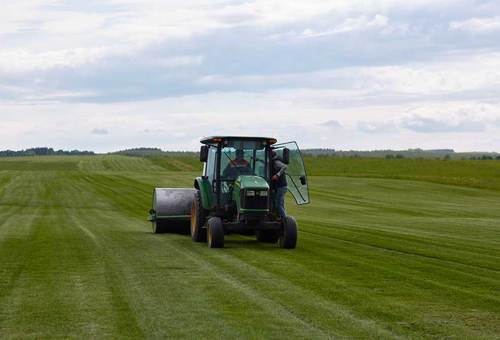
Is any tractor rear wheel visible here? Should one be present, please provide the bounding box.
[279,216,297,249]
[256,230,280,243]
[190,191,207,242]
[207,217,224,248]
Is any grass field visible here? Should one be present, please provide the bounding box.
[0,155,499,338]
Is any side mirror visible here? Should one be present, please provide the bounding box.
[300,175,307,185]
[282,148,290,164]
[200,145,209,162]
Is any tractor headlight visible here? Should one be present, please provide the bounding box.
[246,190,255,196]
[259,190,268,197]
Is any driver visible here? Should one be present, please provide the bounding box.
[223,149,252,179]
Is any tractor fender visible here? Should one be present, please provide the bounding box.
[194,177,213,210]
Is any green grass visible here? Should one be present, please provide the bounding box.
[147,155,201,172]
[305,157,500,191]
[0,156,499,338]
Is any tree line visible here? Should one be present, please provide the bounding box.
[0,147,94,157]
[1,146,499,160]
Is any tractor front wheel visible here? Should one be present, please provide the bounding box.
[279,216,297,249]
[207,217,224,248]
[190,191,207,242]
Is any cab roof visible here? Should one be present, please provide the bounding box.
[200,136,277,145]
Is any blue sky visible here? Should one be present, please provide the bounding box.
[1,0,500,152]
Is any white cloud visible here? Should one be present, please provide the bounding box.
[195,51,500,100]
[0,1,489,77]
[301,15,389,38]
[0,48,204,75]
[39,11,109,35]
[155,56,204,68]
[323,120,343,128]
[0,1,46,34]
[357,53,500,96]
[357,121,397,134]
[91,128,109,135]
[0,47,121,74]
[450,16,500,32]
[401,115,485,133]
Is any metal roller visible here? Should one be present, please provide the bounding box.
[149,188,196,233]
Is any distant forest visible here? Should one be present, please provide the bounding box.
[0,147,94,157]
[111,148,197,157]
[1,147,499,160]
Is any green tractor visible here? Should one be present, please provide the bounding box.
[149,136,310,248]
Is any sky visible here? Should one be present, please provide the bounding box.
[1,0,500,152]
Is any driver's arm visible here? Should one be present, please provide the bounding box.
[275,159,288,177]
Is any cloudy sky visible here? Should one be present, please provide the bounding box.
[1,0,500,152]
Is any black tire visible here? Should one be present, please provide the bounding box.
[279,216,297,249]
[190,191,207,242]
[256,230,280,243]
[152,220,166,234]
[207,217,224,248]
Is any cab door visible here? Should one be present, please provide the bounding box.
[273,141,310,205]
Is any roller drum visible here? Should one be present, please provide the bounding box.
[150,188,196,233]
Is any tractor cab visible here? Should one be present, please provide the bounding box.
[199,137,270,215]
[197,136,309,216]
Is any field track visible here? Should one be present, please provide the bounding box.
[0,156,499,338]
